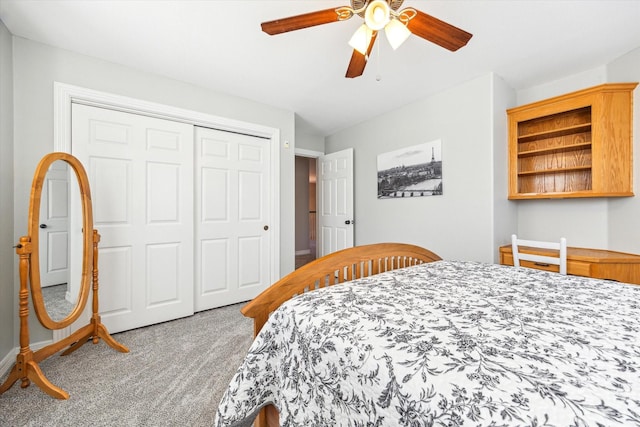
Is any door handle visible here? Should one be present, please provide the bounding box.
[263,225,269,231]
[345,220,354,225]
[39,224,48,229]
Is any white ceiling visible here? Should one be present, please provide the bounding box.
[1,0,639,136]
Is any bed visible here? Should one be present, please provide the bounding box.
[215,243,640,427]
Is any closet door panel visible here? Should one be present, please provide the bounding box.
[195,127,271,311]
[72,103,194,333]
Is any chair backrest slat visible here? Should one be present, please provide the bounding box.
[511,234,567,275]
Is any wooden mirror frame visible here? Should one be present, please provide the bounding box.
[0,152,128,400]
[28,152,92,329]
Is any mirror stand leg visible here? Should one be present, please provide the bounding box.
[61,230,129,357]
[24,360,69,399]
[94,318,129,353]
[60,316,128,356]
[88,231,128,353]
[0,350,69,399]
[0,239,70,399]
[0,360,21,394]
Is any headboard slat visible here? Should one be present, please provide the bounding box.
[242,243,442,336]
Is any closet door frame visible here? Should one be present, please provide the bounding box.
[52,82,281,339]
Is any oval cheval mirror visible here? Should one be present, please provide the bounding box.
[35,158,87,327]
[0,152,128,400]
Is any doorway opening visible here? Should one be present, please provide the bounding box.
[295,155,317,269]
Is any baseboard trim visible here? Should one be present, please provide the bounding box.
[0,339,54,379]
[0,349,15,378]
[295,249,311,256]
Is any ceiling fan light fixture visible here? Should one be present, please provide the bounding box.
[348,24,373,55]
[261,2,472,79]
[364,0,390,31]
[384,18,411,50]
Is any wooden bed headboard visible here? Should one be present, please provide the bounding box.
[241,242,442,336]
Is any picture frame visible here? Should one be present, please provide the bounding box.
[377,140,442,199]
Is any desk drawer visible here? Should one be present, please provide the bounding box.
[518,260,559,273]
[567,260,592,278]
[501,253,562,274]
[501,256,590,276]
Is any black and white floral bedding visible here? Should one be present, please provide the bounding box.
[215,261,640,426]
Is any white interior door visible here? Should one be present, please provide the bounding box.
[71,103,194,333]
[318,148,354,257]
[39,160,70,288]
[194,127,271,311]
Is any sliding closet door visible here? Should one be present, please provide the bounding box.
[194,126,271,311]
[72,103,194,333]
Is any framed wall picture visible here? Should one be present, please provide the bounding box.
[377,139,442,199]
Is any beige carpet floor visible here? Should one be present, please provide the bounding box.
[0,302,253,426]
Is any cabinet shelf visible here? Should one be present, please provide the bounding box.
[517,165,592,176]
[508,83,637,200]
[517,123,591,142]
[517,142,592,158]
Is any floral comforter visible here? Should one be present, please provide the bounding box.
[215,261,640,426]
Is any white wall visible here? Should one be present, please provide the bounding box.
[607,47,640,253]
[323,53,640,262]
[491,74,518,256]
[326,74,503,262]
[0,19,14,362]
[295,114,326,153]
[516,66,608,105]
[11,36,296,343]
[514,52,640,252]
[295,128,325,153]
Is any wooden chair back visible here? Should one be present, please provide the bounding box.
[511,234,567,275]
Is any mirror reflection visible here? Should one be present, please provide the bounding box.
[38,160,82,322]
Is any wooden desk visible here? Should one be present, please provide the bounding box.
[499,245,640,285]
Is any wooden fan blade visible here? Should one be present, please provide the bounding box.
[345,32,379,78]
[261,8,345,35]
[406,10,472,51]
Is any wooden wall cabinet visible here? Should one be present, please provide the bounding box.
[508,83,637,199]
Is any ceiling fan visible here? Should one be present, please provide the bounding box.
[261,0,473,78]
